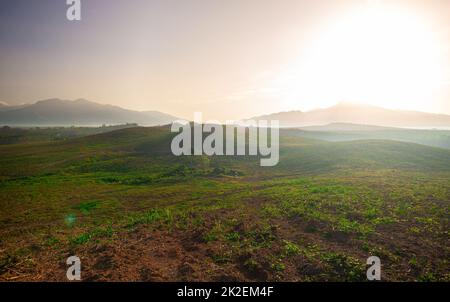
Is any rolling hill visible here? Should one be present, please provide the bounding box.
[2,125,450,177]
[0,98,179,127]
[288,123,450,149]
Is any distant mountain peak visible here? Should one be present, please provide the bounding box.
[252,103,450,129]
[73,98,95,104]
[0,98,179,127]
[34,98,67,105]
[34,98,97,104]
[34,98,53,104]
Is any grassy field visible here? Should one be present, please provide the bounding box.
[0,124,138,145]
[0,126,449,281]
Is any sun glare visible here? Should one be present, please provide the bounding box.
[279,4,442,112]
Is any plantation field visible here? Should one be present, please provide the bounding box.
[0,126,449,281]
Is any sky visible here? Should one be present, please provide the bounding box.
[0,0,449,120]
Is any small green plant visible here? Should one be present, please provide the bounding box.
[212,252,232,264]
[247,224,275,248]
[409,257,418,266]
[70,226,114,245]
[418,271,438,282]
[71,233,91,245]
[322,252,365,281]
[283,240,301,256]
[225,231,240,242]
[271,260,285,272]
[262,204,282,218]
[203,231,218,242]
[44,236,60,247]
[127,208,172,227]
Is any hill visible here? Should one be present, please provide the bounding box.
[291,123,450,149]
[2,125,450,178]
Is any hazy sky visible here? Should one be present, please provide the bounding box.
[0,0,449,120]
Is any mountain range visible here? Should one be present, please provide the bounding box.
[0,99,179,126]
[252,102,450,128]
[1,99,450,129]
